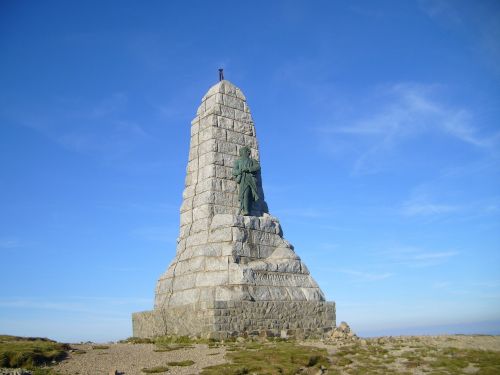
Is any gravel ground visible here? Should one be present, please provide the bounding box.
[319,335,500,375]
[309,334,500,352]
[397,334,500,351]
[52,335,500,374]
[54,343,226,375]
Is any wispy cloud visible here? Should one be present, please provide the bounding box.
[472,281,500,289]
[98,201,176,215]
[412,251,458,261]
[318,243,339,251]
[402,201,458,216]
[318,82,499,174]
[418,0,462,24]
[431,280,500,299]
[0,238,25,249]
[4,92,154,162]
[380,246,459,268]
[131,225,176,243]
[0,296,150,315]
[402,188,460,217]
[401,183,500,219]
[339,269,393,282]
[433,281,452,289]
[55,119,151,158]
[88,92,128,118]
[419,0,500,75]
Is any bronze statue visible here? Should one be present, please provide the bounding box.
[232,146,260,215]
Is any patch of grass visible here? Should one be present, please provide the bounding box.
[328,337,500,375]
[167,360,195,366]
[428,347,500,374]
[152,335,223,353]
[201,341,329,374]
[141,365,169,373]
[119,337,154,344]
[405,360,421,369]
[153,335,215,352]
[333,356,353,366]
[267,337,290,343]
[153,345,194,352]
[154,335,211,345]
[336,343,360,356]
[331,341,407,373]
[0,335,69,369]
[430,348,477,372]
[73,349,86,355]
[153,345,189,353]
[241,341,265,350]
[31,369,61,375]
[91,345,109,350]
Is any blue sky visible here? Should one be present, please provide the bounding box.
[1,0,499,342]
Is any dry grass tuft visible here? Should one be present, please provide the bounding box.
[167,359,195,366]
[201,341,329,374]
[141,365,169,373]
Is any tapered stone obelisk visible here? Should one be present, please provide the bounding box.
[132,79,335,339]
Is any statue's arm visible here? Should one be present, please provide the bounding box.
[248,159,260,173]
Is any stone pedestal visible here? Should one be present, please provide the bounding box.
[133,301,335,339]
[132,80,335,338]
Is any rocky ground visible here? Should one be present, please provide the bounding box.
[2,332,500,374]
[54,342,226,375]
[318,334,500,374]
[54,335,500,374]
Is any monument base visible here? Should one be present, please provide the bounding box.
[132,300,335,339]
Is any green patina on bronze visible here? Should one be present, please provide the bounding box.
[232,146,260,216]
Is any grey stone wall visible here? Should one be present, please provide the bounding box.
[154,213,325,309]
[133,300,335,339]
[132,302,214,338]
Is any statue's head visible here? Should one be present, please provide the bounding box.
[239,146,251,158]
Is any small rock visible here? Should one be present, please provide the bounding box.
[327,321,359,343]
[338,321,350,333]
[280,329,288,339]
[0,369,32,375]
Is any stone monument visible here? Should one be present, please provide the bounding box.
[132,79,335,339]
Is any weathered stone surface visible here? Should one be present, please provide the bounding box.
[133,80,335,338]
[327,321,358,343]
[133,301,335,339]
